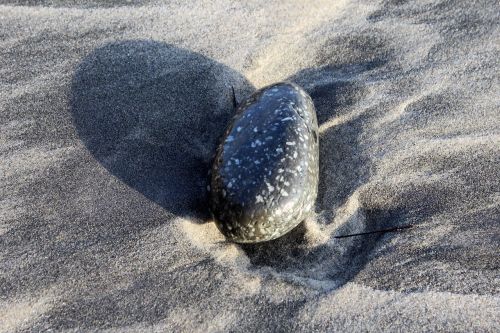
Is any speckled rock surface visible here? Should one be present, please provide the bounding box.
[210,82,319,243]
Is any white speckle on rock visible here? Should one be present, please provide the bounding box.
[256,195,264,203]
[286,141,296,146]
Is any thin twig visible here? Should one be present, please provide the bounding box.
[231,86,238,109]
[334,224,414,239]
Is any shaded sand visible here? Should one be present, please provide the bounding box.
[1,1,499,331]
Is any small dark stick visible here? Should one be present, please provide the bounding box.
[334,224,414,239]
[231,86,238,109]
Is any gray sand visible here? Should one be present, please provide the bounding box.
[1,1,499,332]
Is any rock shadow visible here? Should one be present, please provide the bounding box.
[71,38,399,291]
[70,40,254,220]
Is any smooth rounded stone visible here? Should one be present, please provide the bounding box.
[209,82,319,243]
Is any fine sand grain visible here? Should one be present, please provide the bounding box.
[1,1,499,332]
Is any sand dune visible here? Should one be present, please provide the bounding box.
[1,1,499,331]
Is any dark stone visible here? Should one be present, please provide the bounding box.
[210,82,319,243]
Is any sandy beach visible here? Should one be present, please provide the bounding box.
[1,0,499,331]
